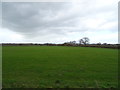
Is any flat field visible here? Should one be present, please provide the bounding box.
[2,46,118,88]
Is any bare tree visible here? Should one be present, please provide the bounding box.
[79,37,90,45]
[79,39,83,45]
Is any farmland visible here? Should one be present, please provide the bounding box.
[2,46,118,88]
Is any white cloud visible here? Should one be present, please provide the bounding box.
[0,27,24,42]
[84,30,118,44]
[100,22,117,30]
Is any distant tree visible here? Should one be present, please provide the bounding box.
[97,42,101,45]
[63,41,77,46]
[70,41,76,45]
[79,37,90,45]
[103,43,107,45]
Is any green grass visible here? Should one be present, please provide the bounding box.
[2,46,118,88]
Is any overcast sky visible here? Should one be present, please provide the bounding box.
[0,0,119,44]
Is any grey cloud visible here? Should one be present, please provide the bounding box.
[2,1,118,42]
[2,2,91,35]
[2,2,74,34]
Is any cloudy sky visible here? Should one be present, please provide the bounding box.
[0,0,119,44]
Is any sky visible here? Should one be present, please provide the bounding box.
[0,0,119,44]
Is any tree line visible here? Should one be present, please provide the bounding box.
[2,37,119,49]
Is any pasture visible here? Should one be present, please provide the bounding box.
[2,46,118,88]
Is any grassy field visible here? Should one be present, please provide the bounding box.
[2,46,118,88]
